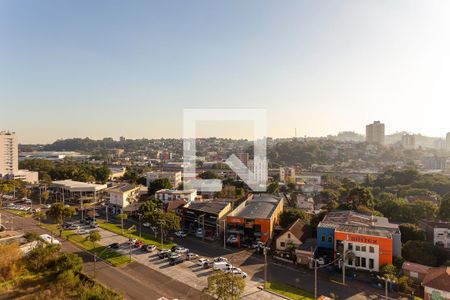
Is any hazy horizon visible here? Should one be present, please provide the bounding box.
[2,1,450,144]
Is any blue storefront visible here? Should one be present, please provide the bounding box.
[316,226,335,260]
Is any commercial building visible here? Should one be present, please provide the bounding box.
[402,261,431,282]
[0,131,18,177]
[155,188,197,204]
[108,183,140,212]
[19,151,88,161]
[13,170,39,184]
[226,194,284,244]
[146,171,182,188]
[52,180,108,202]
[182,200,233,239]
[419,220,450,249]
[366,121,385,144]
[317,211,401,272]
[422,267,450,300]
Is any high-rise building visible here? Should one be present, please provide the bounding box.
[366,121,385,144]
[0,131,19,177]
[402,134,416,149]
[447,132,450,151]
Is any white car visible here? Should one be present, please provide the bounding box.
[40,234,61,245]
[213,257,228,263]
[197,258,208,266]
[316,257,325,265]
[174,231,187,238]
[78,229,89,235]
[227,235,238,244]
[146,245,157,252]
[174,247,189,254]
[225,267,248,278]
[187,253,199,260]
[169,252,181,259]
[142,222,151,228]
[128,238,137,244]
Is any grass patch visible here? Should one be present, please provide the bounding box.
[41,223,131,267]
[266,281,314,300]
[97,220,175,249]
[6,209,32,217]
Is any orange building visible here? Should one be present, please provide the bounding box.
[226,194,284,244]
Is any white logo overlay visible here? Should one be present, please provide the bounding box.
[183,108,268,192]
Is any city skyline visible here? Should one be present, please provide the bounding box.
[1,1,450,143]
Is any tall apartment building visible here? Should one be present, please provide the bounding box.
[402,134,416,149]
[279,167,296,183]
[366,121,385,144]
[0,131,19,177]
[447,132,450,151]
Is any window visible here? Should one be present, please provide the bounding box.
[355,257,360,267]
[348,243,353,250]
[328,236,332,243]
[369,246,374,253]
[361,258,366,268]
[348,258,353,266]
[361,246,366,252]
[288,233,291,239]
[369,259,374,269]
[280,242,286,247]
[356,245,360,251]
[321,235,326,242]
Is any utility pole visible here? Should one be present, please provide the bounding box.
[138,213,142,238]
[263,247,268,289]
[342,242,346,285]
[314,259,318,300]
[223,219,226,249]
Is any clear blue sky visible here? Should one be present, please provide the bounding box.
[1,1,449,143]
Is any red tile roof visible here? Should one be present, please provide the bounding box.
[422,267,450,292]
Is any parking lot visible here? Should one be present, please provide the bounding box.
[94,227,282,300]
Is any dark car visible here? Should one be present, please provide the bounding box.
[108,243,119,249]
[169,257,185,266]
[158,250,170,259]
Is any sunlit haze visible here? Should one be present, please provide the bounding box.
[1,1,450,143]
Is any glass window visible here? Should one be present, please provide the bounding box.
[348,258,353,266]
[361,257,366,268]
[288,233,291,239]
[355,257,360,267]
[348,243,353,250]
[356,245,360,251]
[369,246,374,253]
[361,246,366,252]
[280,242,285,247]
[369,259,374,269]
[321,235,326,242]
[328,236,332,243]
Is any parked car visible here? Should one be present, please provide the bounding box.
[169,252,181,260]
[187,253,199,260]
[90,223,99,228]
[227,235,238,244]
[134,240,144,248]
[158,250,170,259]
[42,204,51,209]
[213,257,228,263]
[145,245,157,252]
[40,234,61,245]
[174,231,187,238]
[226,267,248,278]
[108,242,120,249]
[197,258,208,266]
[78,229,88,235]
[174,247,189,254]
[128,238,137,245]
[251,241,265,249]
[316,257,325,265]
[196,228,203,237]
[142,222,151,228]
[169,257,185,266]
[68,225,80,230]
[213,262,232,271]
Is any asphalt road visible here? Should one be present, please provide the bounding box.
[0,210,210,300]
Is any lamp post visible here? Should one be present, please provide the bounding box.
[138,213,142,238]
[158,219,165,247]
[377,275,396,299]
[262,246,270,289]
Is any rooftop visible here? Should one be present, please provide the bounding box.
[230,194,282,220]
[52,179,108,192]
[420,220,450,229]
[185,200,231,215]
[422,267,450,292]
[319,210,399,238]
[402,261,432,274]
[109,183,139,193]
[156,189,196,194]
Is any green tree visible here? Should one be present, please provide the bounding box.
[402,241,448,267]
[326,200,339,211]
[399,223,425,243]
[53,252,83,274]
[35,210,47,225]
[267,182,279,194]
[346,186,375,210]
[26,243,61,272]
[46,203,76,236]
[85,230,101,276]
[279,208,310,228]
[381,264,397,276]
[438,193,450,221]
[41,190,50,204]
[199,171,219,180]
[203,271,246,300]
[320,189,340,202]
[148,178,172,195]
[116,213,128,234]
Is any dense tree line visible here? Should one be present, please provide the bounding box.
[19,159,111,183]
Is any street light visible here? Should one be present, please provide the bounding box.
[377,275,396,299]
[262,246,270,289]
[158,219,165,247]
[138,213,143,238]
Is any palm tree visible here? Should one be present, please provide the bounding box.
[116,213,128,234]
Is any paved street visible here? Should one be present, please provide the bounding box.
[0,210,209,300]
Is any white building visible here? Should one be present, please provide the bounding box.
[14,170,39,184]
[155,189,197,204]
[276,219,309,251]
[109,167,126,180]
[146,171,182,188]
[108,183,140,212]
[0,131,18,177]
[420,220,450,249]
